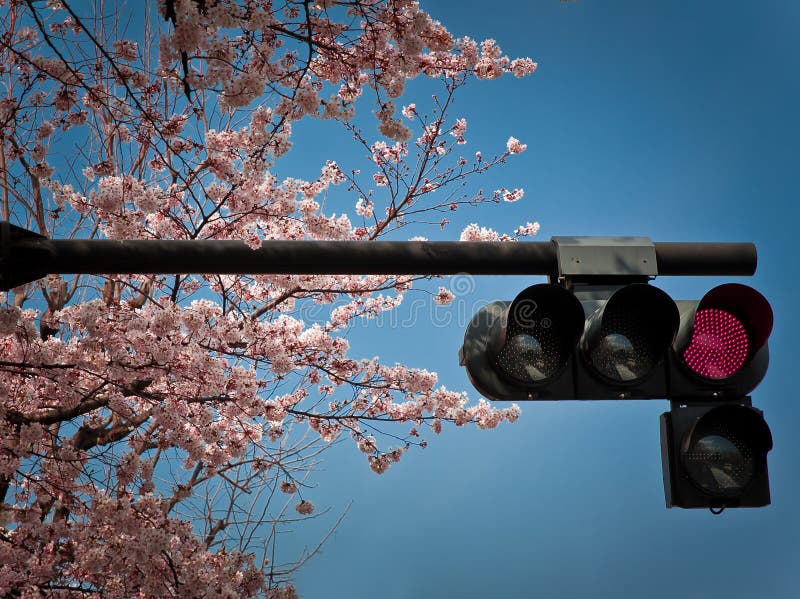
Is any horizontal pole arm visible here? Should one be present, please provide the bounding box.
[653,242,757,276]
[0,221,757,290]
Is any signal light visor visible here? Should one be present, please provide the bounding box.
[489,284,584,385]
[583,284,679,384]
[679,284,773,381]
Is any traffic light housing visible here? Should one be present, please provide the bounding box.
[669,283,773,399]
[659,283,774,509]
[459,282,681,401]
[458,238,774,511]
[660,401,773,509]
[576,283,678,399]
[459,283,584,401]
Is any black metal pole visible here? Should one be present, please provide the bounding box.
[653,242,757,276]
[0,221,757,291]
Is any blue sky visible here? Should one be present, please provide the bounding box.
[277,1,800,597]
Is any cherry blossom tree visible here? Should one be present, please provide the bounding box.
[0,1,538,596]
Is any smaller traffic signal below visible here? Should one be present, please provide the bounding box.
[660,402,773,509]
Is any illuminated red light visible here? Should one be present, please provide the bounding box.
[683,308,749,379]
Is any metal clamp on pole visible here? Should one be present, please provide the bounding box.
[552,236,658,277]
[551,236,658,293]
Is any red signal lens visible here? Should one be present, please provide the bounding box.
[683,308,749,379]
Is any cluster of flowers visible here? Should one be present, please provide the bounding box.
[0,0,542,594]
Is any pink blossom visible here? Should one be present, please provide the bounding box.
[434,286,456,305]
[161,114,188,139]
[357,436,378,454]
[368,454,391,474]
[460,223,500,241]
[36,121,55,139]
[53,87,78,111]
[502,188,524,202]
[68,110,88,125]
[295,500,315,515]
[515,221,541,237]
[450,118,467,144]
[31,162,54,178]
[31,143,47,162]
[510,58,538,77]
[0,1,534,593]
[113,39,139,61]
[356,197,374,218]
[507,136,527,154]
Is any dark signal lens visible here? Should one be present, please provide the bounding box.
[682,405,772,499]
[683,308,749,379]
[492,284,585,385]
[584,284,679,384]
[497,315,566,383]
[591,312,661,382]
[685,432,754,497]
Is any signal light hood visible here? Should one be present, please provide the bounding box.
[696,283,773,354]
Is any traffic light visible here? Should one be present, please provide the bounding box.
[458,282,680,401]
[575,283,678,399]
[668,283,773,399]
[659,283,774,509]
[458,259,774,510]
[660,402,773,509]
[458,283,584,401]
